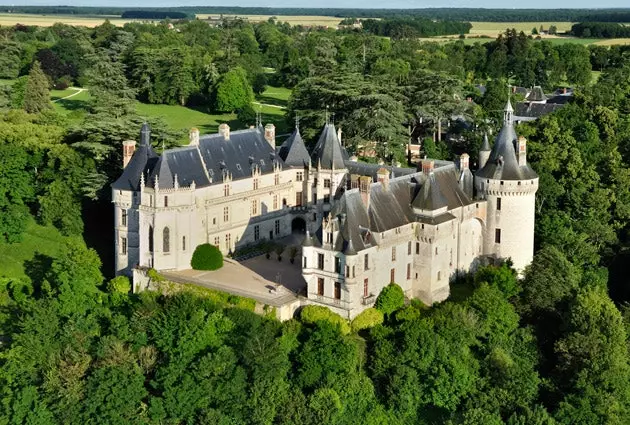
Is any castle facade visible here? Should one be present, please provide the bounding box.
[113,101,538,319]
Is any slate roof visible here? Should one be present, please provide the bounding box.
[481,133,491,152]
[311,123,348,169]
[278,127,311,167]
[476,101,538,181]
[526,86,547,102]
[325,164,474,253]
[514,102,565,121]
[344,161,418,180]
[146,127,279,189]
[112,123,159,191]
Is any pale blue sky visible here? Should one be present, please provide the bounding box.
[2,1,630,9]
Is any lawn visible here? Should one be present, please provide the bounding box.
[0,217,70,280]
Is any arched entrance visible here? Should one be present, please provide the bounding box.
[291,217,306,234]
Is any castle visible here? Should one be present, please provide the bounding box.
[112,101,538,319]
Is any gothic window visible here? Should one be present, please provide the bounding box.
[251,199,258,216]
[274,174,280,185]
[317,253,324,270]
[296,171,303,182]
[253,179,259,190]
[225,234,231,251]
[121,209,127,226]
[324,179,331,188]
[223,206,229,222]
[163,227,170,253]
[214,236,220,246]
[273,195,278,210]
[224,184,230,196]
[363,279,369,297]
[121,237,127,255]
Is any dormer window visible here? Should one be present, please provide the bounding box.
[236,163,242,171]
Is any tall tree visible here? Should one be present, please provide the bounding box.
[23,61,51,114]
[215,67,254,113]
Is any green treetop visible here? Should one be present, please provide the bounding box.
[23,61,52,114]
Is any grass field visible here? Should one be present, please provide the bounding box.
[0,217,70,280]
[0,13,138,27]
[469,21,574,37]
[197,14,341,27]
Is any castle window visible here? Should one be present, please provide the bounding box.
[392,247,396,261]
[518,181,521,185]
[352,266,355,277]
[275,220,280,235]
[345,265,350,277]
[407,263,411,280]
[317,278,324,296]
[121,209,127,226]
[251,199,258,216]
[121,237,127,255]
[495,229,501,244]
[390,268,395,283]
[303,256,307,268]
[223,206,229,222]
[223,184,230,196]
[416,243,420,254]
[148,226,154,252]
[213,217,216,225]
[296,192,303,206]
[317,253,324,270]
[364,254,369,270]
[182,236,186,251]
[334,282,341,300]
[296,171,303,182]
[324,179,331,188]
[253,179,259,190]
[435,246,438,255]
[274,174,280,185]
[408,241,412,255]
[164,196,168,207]
[438,271,441,280]
[335,257,341,274]
[326,232,333,244]
[323,195,330,203]
[225,234,231,251]
[497,197,502,210]
[273,195,279,210]
[363,279,369,297]
[254,225,260,241]
[500,181,504,185]
[312,193,317,204]
[163,227,170,253]
[214,236,220,246]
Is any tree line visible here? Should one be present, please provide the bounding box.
[360,17,472,38]
[571,22,630,38]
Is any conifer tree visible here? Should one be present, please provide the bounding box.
[23,61,51,114]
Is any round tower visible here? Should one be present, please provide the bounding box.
[474,100,539,273]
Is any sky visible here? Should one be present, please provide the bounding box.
[2,1,630,9]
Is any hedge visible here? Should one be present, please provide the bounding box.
[351,308,384,332]
[191,243,224,271]
[300,305,350,334]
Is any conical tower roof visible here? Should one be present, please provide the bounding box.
[311,123,348,169]
[278,127,311,167]
[476,102,538,181]
[481,133,490,151]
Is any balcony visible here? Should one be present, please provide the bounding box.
[362,294,376,306]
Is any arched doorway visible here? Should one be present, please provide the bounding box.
[291,217,306,234]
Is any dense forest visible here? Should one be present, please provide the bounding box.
[571,22,630,38]
[2,6,630,22]
[1,16,630,425]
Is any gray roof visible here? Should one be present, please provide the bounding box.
[514,102,565,120]
[112,123,159,191]
[526,86,547,102]
[345,161,417,180]
[278,127,311,168]
[325,164,473,253]
[146,127,280,189]
[481,133,490,151]
[476,101,538,181]
[311,123,347,169]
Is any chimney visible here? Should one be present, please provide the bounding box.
[359,176,371,209]
[264,123,275,148]
[218,123,230,140]
[563,87,567,94]
[189,127,199,146]
[460,153,469,170]
[421,159,435,175]
[517,136,527,166]
[122,140,136,168]
[376,167,389,190]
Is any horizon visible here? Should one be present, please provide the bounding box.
[2,2,630,10]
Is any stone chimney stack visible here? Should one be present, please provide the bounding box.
[218,123,230,140]
[264,123,276,149]
[421,159,435,175]
[122,140,136,168]
[460,153,469,170]
[376,167,389,190]
[359,176,371,209]
[518,136,527,166]
[189,127,200,146]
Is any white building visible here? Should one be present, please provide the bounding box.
[113,101,538,319]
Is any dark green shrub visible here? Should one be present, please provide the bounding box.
[191,243,224,270]
[375,283,405,315]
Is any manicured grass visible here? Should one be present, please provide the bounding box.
[0,217,70,280]
[256,86,291,108]
[136,102,237,135]
[50,87,80,100]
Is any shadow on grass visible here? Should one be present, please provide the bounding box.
[255,94,288,108]
[56,98,89,112]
